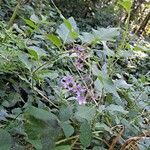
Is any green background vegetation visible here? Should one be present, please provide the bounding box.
[0,0,149,149]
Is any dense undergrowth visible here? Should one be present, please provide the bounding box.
[0,0,150,150]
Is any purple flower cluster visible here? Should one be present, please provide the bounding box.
[61,75,86,105]
[73,45,88,70]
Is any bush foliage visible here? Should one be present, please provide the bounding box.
[0,0,150,150]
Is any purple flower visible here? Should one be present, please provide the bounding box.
[75,84,86,96]
[61,75,87,105]
[61,75,76,90]
[76,95,86,105]
[75,59,84,70]
[74,45,85,52]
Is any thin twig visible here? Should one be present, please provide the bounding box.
[56,135,79,145]
[71,136,79,148]
[109,125,125,150]
[93,135,110,147]
[121,132,150,150]
[34,87,58,108]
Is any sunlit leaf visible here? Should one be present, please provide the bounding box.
[47,34,62,48]
[27,46,47,60]
[24,19,38,29]
[119,0,132,12]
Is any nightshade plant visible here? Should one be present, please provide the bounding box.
[0,0,150,150]
[61,75,87,105]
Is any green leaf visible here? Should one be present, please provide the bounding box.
[56,23,70,43]
[56,17,78,43]
[91,62,101,76]
[93,27,120,41]
[102,41,115,56]
[103,77,120,98]
[94,78,103,93]
[54,145,71,150]
[27,46,47,60]
[47,34,62,48]
[95,123,112,134]
[19,53,32,71]
[80,32,96,43]
[63,19,72,31]
[27,139,42,150]
[24,115,46,140]
[114,79,132,89]
[61,122,74,138]
[24,115,62,148]
[95,72,120,99]
[75,105,96,122]
[133,45,150,52]
[24,19,38,29]
[107,104,129,114]
[28,48,38,60]
[30,14,40,23]
[119,0,132,12]
[59,106,73,121]
[0,129,12,150]
[36,70,59,79]
[41,134,55,150]
[25,106,57,121]
[79,121,92,147]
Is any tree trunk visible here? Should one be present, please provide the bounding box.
[136,12,150,35]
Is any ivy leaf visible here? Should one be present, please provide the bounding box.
[79,121,92,147]
[0,129,12,150]
[47,34,62,48]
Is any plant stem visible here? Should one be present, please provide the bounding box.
[34,87,58,108]
[56,135,79,145]
[7,0,21,29]
[56,130,107,145]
